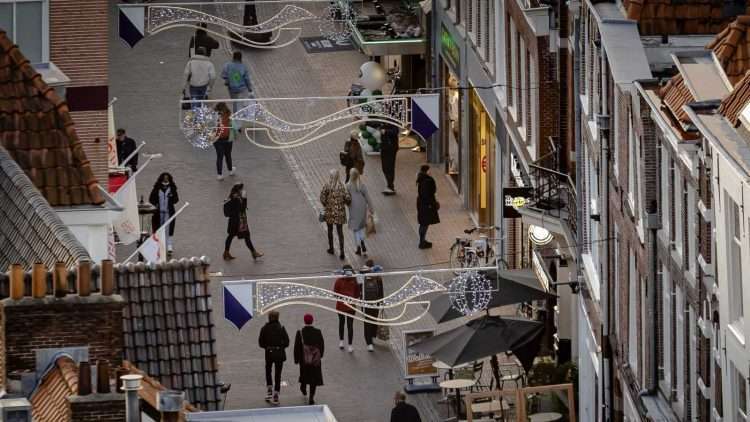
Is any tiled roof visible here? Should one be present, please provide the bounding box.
[0,29,103,207]
[0,146,90,271]
[123,360,198,421]
[707,15,750,85]
[719,70,750,126]
[30,355,78,422]
[115,258,222,410]
[625,0,747,36]
[659,74,693,123]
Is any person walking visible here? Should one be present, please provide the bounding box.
[116,128,138,173]
[221,51,254,113]
[333,265,360,352]
[416,165,440,249]
[184,46,216,101]
[294,314,324,405]
[342,132,364,183]
[379,124,399,195]
[213,102,235,180]
[258,310,289,406]
[361,259,384,352]
[320,169,351,260]
[390,391,422,422]
[188,23,219,57]
[222,183,263,260]
[149,172,179,254]
[346,168,373,256]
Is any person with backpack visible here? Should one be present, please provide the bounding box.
[213,102,235,180]
[221,51,254,113]
[333,264,360,352]
[294,314,324,405]
[361,260,384,352]
[258,310,289,405]
[223,183,263,260]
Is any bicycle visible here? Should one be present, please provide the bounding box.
[449,226,500,273]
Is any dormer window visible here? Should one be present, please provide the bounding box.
[0,0,48,64]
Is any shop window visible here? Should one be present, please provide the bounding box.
[0,0,48,63]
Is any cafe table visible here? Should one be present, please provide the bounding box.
[528,411,563,421]
[433,360,470,380]
[439,378,476,419]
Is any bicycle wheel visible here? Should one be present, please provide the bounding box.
[449,244,465,274]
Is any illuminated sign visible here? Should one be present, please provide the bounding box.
[441,24,460,70]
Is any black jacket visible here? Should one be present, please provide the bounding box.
[189,31,219,57]
[258,320,290,362]
[390,402,422,422]
[416,173,440,226]
[149,183,179,236]
[224,196,247,236]
[116,136,138,171]
[294,326,325,386]
[380,125,399,157]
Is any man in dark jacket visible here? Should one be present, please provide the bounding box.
[390,391,422,422]
[294,314,325,405]
[416,165,440,249]
[189,23,219,57]
[258,310,289,405]
[380,124,399,195]
[116,128,138,173]
[361,260,384,351]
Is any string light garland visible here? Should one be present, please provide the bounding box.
[318,2,355,42]
[181,105,219,149]
[447,270,494,316]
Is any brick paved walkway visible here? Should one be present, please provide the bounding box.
[109,1,478,419]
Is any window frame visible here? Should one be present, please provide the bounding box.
[0,0,49,64]
[726,193,745,331]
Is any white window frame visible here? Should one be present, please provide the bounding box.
[732,361,748,421]
[659,263,672,396]
[727,193,745,333]
[0,0,49,64]
[520,36,527,139]
[675,288,685,411]
[628,249,638,372]
[627,112,636,210]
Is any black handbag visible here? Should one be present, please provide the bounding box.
[340,151,352,167]
[181,90,192,110]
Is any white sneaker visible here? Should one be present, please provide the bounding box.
[339,340,344,350]
[348,345,353,353]
[217,174,224,181]
[367,344,374,352]
[229,167,236,176]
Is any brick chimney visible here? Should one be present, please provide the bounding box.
[1,260,125,390]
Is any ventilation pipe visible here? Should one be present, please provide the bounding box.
[121,374,142,422]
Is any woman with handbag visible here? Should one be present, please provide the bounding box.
[320,169,351,260]
[341,131,365,183]
[294,314,325,405]
[213,102,236,181]
[258,310,289,405]
[222,183,263,260]
[416,164,440,249]
[346,168,373,256]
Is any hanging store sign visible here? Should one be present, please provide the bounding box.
[503,187,534,219]
[441,24,460,70]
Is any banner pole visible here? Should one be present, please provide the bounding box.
[119,141,147,171]
[123,202,190,263]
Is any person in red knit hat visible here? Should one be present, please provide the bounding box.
[333,265,360,352]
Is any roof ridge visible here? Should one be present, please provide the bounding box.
[54,356,79,394]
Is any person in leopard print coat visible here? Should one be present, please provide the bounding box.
[320,169,351,259]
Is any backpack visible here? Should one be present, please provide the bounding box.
[300,329,321,367]
[363,276,381,300]
[223,200,232,217]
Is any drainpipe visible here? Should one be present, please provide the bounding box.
[599,111,612,422]
[121,374,143,422]
[645,201,660,393]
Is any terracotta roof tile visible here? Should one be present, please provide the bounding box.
[659,74,694,123]
[707,15,750,85]
[30,356,78,422]
[0,29,103,206]
[719,70,750,126]
[624,0,748,36]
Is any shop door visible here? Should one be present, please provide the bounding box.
[469,89,495,226]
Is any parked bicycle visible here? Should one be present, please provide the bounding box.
[449,226,500,272]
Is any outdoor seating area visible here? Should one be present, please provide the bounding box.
[462,383,576,422]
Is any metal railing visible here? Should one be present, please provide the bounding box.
[527,137,577,237]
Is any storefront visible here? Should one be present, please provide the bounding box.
[469,88,495,226]
[439,23,462,189]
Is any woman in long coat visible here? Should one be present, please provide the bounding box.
[320,169,351,259]
[416,165,440,249]
[343,132,365,183]
[346,168,373,256]
[223,183,263,260]
[294,314,325,405]
[149,172,179,253]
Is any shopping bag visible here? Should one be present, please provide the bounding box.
[366,213,376,236]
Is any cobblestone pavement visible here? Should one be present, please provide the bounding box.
[110,2,478,419]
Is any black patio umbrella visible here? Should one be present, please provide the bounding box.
[410,315,544,369]
[429,268,555,323]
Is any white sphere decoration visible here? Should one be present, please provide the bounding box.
[181,105,220,149]
[359,61,386,92]
[447,271,493,316]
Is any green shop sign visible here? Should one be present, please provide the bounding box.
[441,24,460,70]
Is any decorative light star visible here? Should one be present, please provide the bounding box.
[448,271,493,316]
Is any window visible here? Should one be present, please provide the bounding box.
[0,0,48,64]
[732,362,748,421]
[727,194,744,327]
[628,111,636,208]
[628,249,638,371]
[614,223,620,334]
[520,38,527,136]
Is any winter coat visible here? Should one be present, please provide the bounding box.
[320,181,350,225]
[346,183,371,231]
[390,402,422,422]
[380,125,399,157]
[362,274,384,301]
[116,136,138,170]
[258,320,290,362]
[333,276,360,314]
[416,173,440,226]
[344,139,365,175]
[225,196,248,236]
[294,326,325,386]
[149,183,179,236]
[189,31,219,57]
[184,54,216,88]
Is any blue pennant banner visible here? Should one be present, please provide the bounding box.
[119,6,146,48]
[411,94,440,141]
[223,284,255,330]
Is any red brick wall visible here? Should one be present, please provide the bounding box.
[49,0,109,187]
[69,395,126,422]
[1,296,124,374]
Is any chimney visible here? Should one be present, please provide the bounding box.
[101,260,114,296]
[78,361,92,396]
[115,367,128,393]
[9,264,24,300]
[77,260,91,296]
[53,262,68,297]
[96,360,111,394]
[31,262,46,298]
[121,374,143,422]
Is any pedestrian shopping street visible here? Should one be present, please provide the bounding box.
[109,2,474,419]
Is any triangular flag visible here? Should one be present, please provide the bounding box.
[224,284,255,330]
[140,225,167,263]
[112,179,141,245]
[412,94,440,141]
[107,103,119,169]
[119,6,146,48]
